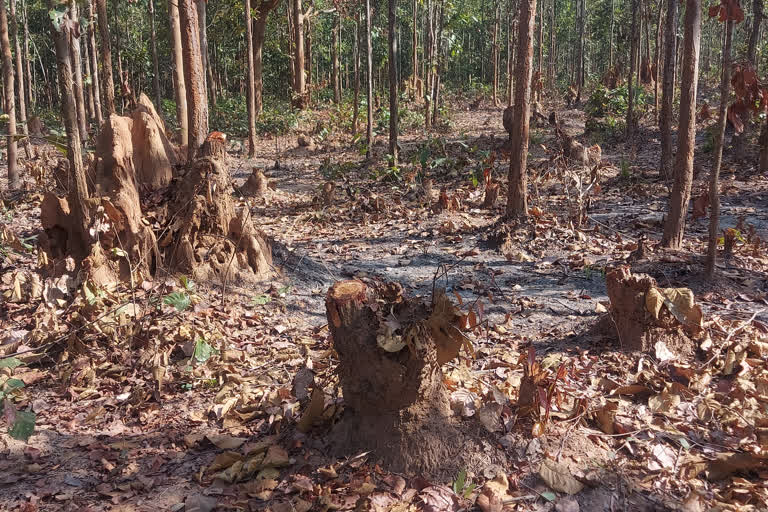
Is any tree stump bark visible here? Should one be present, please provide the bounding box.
[326,280,504,476]
[605,266,697,356]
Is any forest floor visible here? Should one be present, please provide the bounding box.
[1,95,767,512]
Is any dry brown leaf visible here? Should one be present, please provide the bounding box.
[595,401,617,434]
[539,458,584,495]
[205,434,246,451]
[297,386,325,433]
[207,451,242,473]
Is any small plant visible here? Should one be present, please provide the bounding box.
[0,366,36,441]
[163,276,197,312]
[452,468,476,498]
[619,158,632,180]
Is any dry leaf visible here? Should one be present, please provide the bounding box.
[297,386,325,433]
[539,458,584,495]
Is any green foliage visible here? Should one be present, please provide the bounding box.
[0,377,36,442]
[163,291,191,312]
[252,294,272,306]
[193,337,216,364]
[586,84,650,118]
[619,158,632,180]
[452,469,476,498]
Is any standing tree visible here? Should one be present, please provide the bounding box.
[292,0,307,108]
[352,7,360,134]
[96,0,116,115]
[87,0,103,127]
[659,0,677,179]
[253,0,282,115]
[244,0,257,157]
[69,0,88,141]
[388,0,399,166]
[661,0,701,249]
[505,0,537,219]
[48,1,90,241]
[148,0,161,110]
[626,0,640,137]
[333,9,341,104]
[0,0,17,190]
[364,0,373,159]
[492,4,499,106]
[706,1,742,277]
[9,0,26,149]
[178,0,208,159]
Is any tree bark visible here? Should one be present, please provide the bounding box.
[252,0,281,116]
[21,0,31,111]
[148,0,161,110]
[9,0,26,147]
[69,0,88,141]
[536,0,544,101]
[706,20,733,278]
[96,0,115,115]
[292,0,307,109]
[178,0,208,160]
[0,0,17,189]
[48,0,90,242]
[412,0,418,85]
[653,0,663,122]
[365,0,373,158]
[388,0,399,166]
[659,0,677,180]
[661,0,701,249]
[626,0,639,138]
[353,11,360,135]
[83,25,95,120]
[245,0,256,157]
[747,0,762,68]
[333,10,341,104]
[88,0,103,128]
[170,0,189,145]
[505,0,537,219]
[576,0,585,102]
[492,4,500,106]
[197,0,215,107]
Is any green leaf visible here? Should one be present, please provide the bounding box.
[163,292,191,312]
[452,468,466,494]
[111,247,128,258]
[252,294,271,305]
[541,491,557,502]
[8,410,36,442]
[179,276,196,292]
[193,338,214,364]
[0,357,23,369]
[277,285,292,297]
[3,378,25,392]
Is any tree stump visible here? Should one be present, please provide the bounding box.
[326,280,504,476]
[605,266,697,356]
[240,168,269,197]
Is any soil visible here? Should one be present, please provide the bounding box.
[1,93,767,511]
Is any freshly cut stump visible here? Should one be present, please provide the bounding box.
[605,266,697,356]
[326,280,505,477]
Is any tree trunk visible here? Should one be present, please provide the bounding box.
[148,0,161,110]
[96,0,115,114]
[365,0,373,158]
[505,0,537,219]
[424,0,433,130]
[431,0,445,127]
[508,10,515,106]
[412,0,418,85]
[113,0,125,112]
[0,0,17,189]
[48,0,90,243]
[659,0,677,180]
[245,0,256,157]
[626,0,639,138]
[292,0,306,109]
[388,0,399,166]
[706,20,734,278]
[197,0,215,107]
[169,0,188,146]
[333,11,341,104]
[661,0,701,249]
[88,0,103,128]
[353,12,360,135]
[747,0,762,68]
[536,0,544,101]
[609,0,614,68]
[178,0,209,160]
[306,17,312,106]
[9,0,25,141]
[492,4,499,106]
[69,0,88,141]
[83,27,95,120]
[22,0,31,111]
[549,0,555,86]
[253,4,281,117]
[576,0,585,102]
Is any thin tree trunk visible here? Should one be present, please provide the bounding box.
[506,0,537,219]
[353,11,360,135]
[9,0,26,142]
[549,0,555,86]
[626,0,639,138]
[412,0,418,84]
[306,17,312,106]
[169,0,188,145]
[659,0,677,179]
[178,0,209,159]
[69,0,88,141]
[149,0,161,109]
[388,0,399,166]
[333,11,341,104]
[365,0,373,158]
[706,20,734,278]
[432,0,444,126]
[87,0,102,127]
[292,0,306,108]
[661,0,701,249]
[609,0,614,68]
[48,0,90,240]
[747,0,763,67]
[536,0,544,101]
[0,0,18,189]
[113,0,124,112]
[197,0,215,106]
[83,28,95,120]
[576,0,585,102]
[492,4,499,106]
[253,10,271,116]
[96,0,115,114]
[22,0,31,110]
[508,13,515,106]
[245,0,256,157]
[654,0,663,122]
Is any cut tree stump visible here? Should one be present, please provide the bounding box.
[605,266,698,356]
[326,279,505,476]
